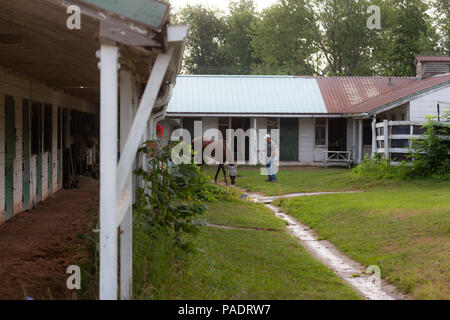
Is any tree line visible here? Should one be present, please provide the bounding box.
[172,0,449,77]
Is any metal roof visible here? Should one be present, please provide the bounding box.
[345,74,450,114]
[415,55,450,64]
[167,75,328,114]
[167,73,449,116]
[315,76,416,113]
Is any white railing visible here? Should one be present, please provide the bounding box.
[375,120,450,163]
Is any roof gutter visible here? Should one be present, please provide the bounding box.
[165,113,343,118]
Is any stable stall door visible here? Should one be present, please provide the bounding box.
[5,95,15,220]
[32,103,43,203]
[22,99,31,211]
[280,118,299,161]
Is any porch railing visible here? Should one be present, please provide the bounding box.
[375,120,450,163]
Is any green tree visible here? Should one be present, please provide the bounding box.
[250,0,318,75]
[223,0,259,74]
[175,5,230,74]
[310,0,376,76]
[433,0,450,54]
[372,0,439,76]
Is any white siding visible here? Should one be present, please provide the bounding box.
[299,118,314,163]
[0,67,96,224]
[0,97,4,222]
[409,86,450,121]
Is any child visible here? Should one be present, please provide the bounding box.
[228,164,237,185]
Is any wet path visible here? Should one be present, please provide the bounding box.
[246,191,407,300]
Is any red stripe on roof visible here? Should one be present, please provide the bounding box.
[315,77,416,113]
[345,74,450,114]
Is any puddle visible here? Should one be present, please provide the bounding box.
[246,191,406,300]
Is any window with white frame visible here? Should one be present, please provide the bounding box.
[315,118,327,146]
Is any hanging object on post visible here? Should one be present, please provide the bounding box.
[156,123,164,138]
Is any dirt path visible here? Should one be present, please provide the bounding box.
[247,191,408,300]
[0,177,98,300]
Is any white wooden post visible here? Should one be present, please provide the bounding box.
[371,118,377,157]
[358,119,363,163]
[99,43,119,300]
[383,120,389,159]
[250,118,257,165]
[119,70,133,300]
[352,119,356,164]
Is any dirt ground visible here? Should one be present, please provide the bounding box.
[0,177,98,300]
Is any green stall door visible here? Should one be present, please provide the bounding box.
[5,95,16,220]
[22,99,30,211]
[280,118,299,161]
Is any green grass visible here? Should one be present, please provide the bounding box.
[134,199,360,300]
[275,180,450,299]
[204,165,386,196]
[202,200,286,230]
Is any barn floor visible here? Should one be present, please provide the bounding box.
[0,177,99,300]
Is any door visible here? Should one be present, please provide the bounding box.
[44,104,53,195]
[57,106,62,189]
[280,118,299,161]
[182,117,201,142]
[231,118,250,162]
[5,95,15,220]
[22,99,30,211]
[32,102,43,203]
[328,118,347,151]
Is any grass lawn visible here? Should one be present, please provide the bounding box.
[204,165,385,196]
[134,199,360,300]
[274,179,450,299]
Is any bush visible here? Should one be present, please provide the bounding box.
[408,112,450,177]
[134,142,237,250]
[353,154,412,179]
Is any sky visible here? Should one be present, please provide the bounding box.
[170,0,276,13]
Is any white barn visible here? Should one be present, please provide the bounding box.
[161,56,450,165]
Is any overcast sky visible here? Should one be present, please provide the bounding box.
[170,0,276,13]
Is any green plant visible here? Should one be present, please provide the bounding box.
[134,142,235,251]
[353,154,412,179]
[409,111,450,177]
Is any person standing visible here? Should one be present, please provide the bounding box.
[264,134,278,182]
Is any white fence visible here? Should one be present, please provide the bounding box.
[375,120,450,163]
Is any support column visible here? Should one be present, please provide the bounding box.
[250,118,257,165]
[119,69,133,300]
[383,120,389,159]
[358,119,363,163]
[352,119,356,164]
[99,43,119,300]
[371,118,377,157]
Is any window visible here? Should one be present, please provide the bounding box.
[315,118,326,146]
[267,118,278,132]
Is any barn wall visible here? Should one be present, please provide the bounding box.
[0,99,4,223]
[0,68,96,224]
[409,86,450,122]
[299,118,315,163]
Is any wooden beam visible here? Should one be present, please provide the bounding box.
[116,47,174,193]
[119,69,134,300]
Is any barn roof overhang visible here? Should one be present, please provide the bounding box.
[0,0,187,112]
